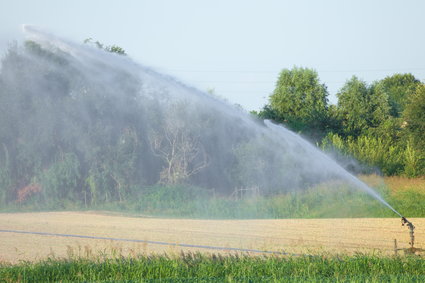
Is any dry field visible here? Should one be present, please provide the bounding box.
[360,174,425,194]
[0,212,424,263]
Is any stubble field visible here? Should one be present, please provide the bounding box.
[0,211,423,263]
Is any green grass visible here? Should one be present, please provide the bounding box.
[91,182,425,219]
[2,177,424,281]
[1,253,424,282]
[4,177,425,219]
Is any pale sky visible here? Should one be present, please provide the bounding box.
[1,0,425,110]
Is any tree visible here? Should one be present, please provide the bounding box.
[336,76,390,137]
[84,38,127,55]
[374,73,420,117]
[403,84,425,153]
[149,103,209,185]
[254,105,282,123]
[269,67,329,138]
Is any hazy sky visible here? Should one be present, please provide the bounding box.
[1,0,425,110]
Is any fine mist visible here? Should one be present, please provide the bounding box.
[0,26,398,217]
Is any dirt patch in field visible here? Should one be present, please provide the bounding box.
[0,212,423,263]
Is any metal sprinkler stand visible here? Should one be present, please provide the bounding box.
[394,217,424,255]
[401,217,415,249]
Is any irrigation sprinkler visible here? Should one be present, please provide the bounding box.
[401,217,415,249]
[394,217,424,255]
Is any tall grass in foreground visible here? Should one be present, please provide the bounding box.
[0,253,424,282]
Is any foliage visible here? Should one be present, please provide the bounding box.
[258,67,424,177]
[1,41,298,207]
[336,76,391,137]
[0,41,145,207]
[149,102,209,185]
[403,84,425,173]
[260,69,424,178]
[374,73,420,117]
[35,153,81,205]
[254,104,282,123]
[0,38,424,213]
[1,253,424,282]
[268,67,329,139]
[7,177,425,219]
[321,133,423,177]
[83,38,127,55]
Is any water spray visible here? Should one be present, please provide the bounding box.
[11,26,422,256]
[264,121,423,254]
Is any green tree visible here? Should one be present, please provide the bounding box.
[84,38,127,55]
[269,67,329,137]
[403,84,425,175]
[326,104,343,135]
[254,105,282,123]
[403,84,425,150]
[374,73,420,117]
[336,76,390,137]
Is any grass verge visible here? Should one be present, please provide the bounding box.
[0,253,424,282]
[4,176,425,219]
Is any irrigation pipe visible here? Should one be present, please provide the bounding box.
[0,229,302,256]
[154,227,396,244]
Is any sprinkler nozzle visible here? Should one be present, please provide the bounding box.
[401,217,414,228]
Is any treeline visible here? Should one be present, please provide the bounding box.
[0,38,423,210]
[1,40,337,208]
[254,67,425,177]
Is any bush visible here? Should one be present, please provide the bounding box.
[322,133,421,177]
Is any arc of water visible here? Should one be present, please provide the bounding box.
[264,120,402,217]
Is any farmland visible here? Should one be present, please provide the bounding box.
[0,212,424,282]
[0,212,424,264]
[0,177,424,281]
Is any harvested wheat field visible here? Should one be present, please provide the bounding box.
[0,212,423,263]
